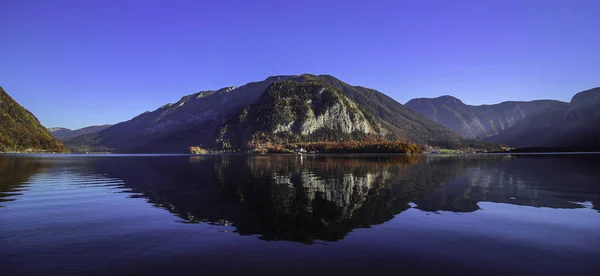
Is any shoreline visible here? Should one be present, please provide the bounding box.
[2,151,600,157]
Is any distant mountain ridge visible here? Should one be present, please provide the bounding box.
[67,74,474,153]
[405,96,567,139]
[485,87,600,149]
[48,125,112,141]
[406,87,600,150]
[0,87,67,152]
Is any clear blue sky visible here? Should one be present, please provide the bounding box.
[1,0,599,129]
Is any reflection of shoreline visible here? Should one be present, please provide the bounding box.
[0,156,51,206]
[413,155,600,212]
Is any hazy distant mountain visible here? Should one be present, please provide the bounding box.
[406,87,600,150]
[405,96,566,139]
[485,87,600,149]
[0,87,67,152]
[67,74,472,153]
[48,125,112,141]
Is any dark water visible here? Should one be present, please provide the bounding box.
[1,154,599,275]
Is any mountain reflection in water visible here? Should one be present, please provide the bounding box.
[2,154,600,275]
[4,154,597,243]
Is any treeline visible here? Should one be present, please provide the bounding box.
[251,140,424,154]
[496,147,600,153]
[0,123,68,153]
[0,135,65,152]
[213,129,426,154]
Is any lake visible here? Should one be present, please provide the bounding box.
[1,154,599,275]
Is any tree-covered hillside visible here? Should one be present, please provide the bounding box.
[0,87,68,152]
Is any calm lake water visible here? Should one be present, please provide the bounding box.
[1,154,599,275]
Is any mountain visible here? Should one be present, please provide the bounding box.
[0,87,68,152]
[48,125,112,141]
[406,88,600,150]
[405,96,567,139]
[485,87,600,149]
[67,76,292,152]
[67,74,473,153]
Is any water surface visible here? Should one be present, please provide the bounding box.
[1,154,599,275]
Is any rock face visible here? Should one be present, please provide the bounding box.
[0,87,67,152]
[48,125,112,141]
[219,77,390,147]
[318,75,464,147]
[406,96,566,139]
[67,74,467,153]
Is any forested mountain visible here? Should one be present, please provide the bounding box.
[67,74,474,153]
[405,96,566,139]
[0,87,68,152]
[48,125,112,141]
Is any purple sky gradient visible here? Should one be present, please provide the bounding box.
[1,0,599,129]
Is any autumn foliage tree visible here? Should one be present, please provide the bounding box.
[188,146,208,154]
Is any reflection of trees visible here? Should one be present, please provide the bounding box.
[0,156,49,206]
[215,155,429,243]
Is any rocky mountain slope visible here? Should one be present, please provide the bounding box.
[0,87,68,152]
[67,74,472,153]
[405,96,566,139]
[48,125,112,141]
[67,76,293,152]
[485,87,600,149]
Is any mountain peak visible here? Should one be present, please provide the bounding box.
[435,95,464,104]
[47,125,112,141]
[265,75,297,82]
[570,87,600,105]
[48,127,72,132]
[405,95,464,107]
